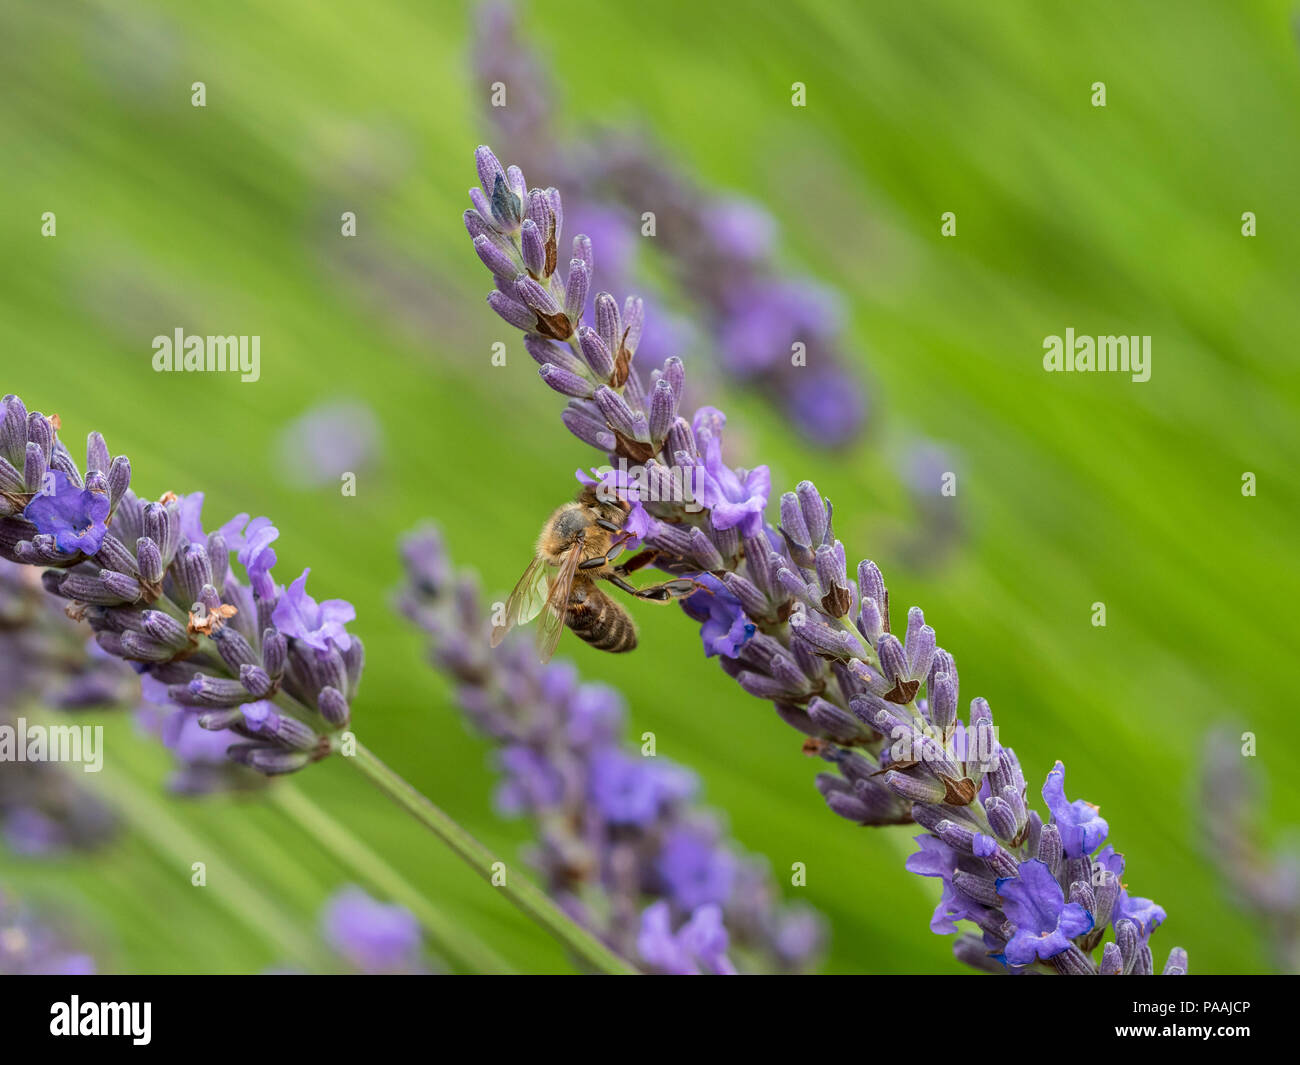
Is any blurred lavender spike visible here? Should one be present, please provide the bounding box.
[1,557,131,854]
[397,523,826,974]
[1202,727,1300,973]
[0,889,95,974]
[471,2,868,448]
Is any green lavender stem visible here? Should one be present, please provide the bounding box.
[345,738,637,975]
[270,782,515,974]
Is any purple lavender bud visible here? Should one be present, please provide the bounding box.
[473,234,518,279]
[884,770,946,804]
[118,631,179,661]
[178,674,254,708]
[953,870,1001,908]
[272,716,319,751]
[0,395,27,459]
[1093,870,1120,931]
[1038,822,1063,877]
[1114,919,1139,974]
[543,187,563,238]
[532,344,589,387]
[666,416,697,465]
[141,503,169,560]
[209,626,256,671]
[106,456,131,512]
[561,403,616,451]
[644,521,694,559]
[486,290,536,331]
[622,297,644,356]
[986,740,1025,797]
[856,560,888,627]
[1162,947,1188,975]
[23,442,46,493]
[262,628,287,680]
[1133,943,1154,976]
[524,186,550,231]
[488,171,522,231]
[50,446,84,485]
[1069,879,1096,918]
[721,573,768,619]
[318,686,350,728]
[96,569,140,603]
[876,633,916,702]
[577,326,614,380]
[928,671,957,733]
[648,379,676,444]
[738,536,772,596]
[1099,942,1124,975]
[935,820,979,854]
[814,545,851,617]
[474,145,506,200]
[93,534,137,577]
[824,788,875,823]
[594,293,622,358]
[27,412,54,460]
[564,259,590,322]
[515,275,560,317]
[197,708,245,731]
[775,567,813,609]
[805,697,864,744]
[683,526,723,571]
[966,721,998,782]
[789,609,855,658]
[520,219,546,275]
[205,530,228,592]
[234,746,313,775]
[1050,944,1096,975]
[984,796,1020,842]
[173,543,213,607]
[779,493,811,557]
[735,670,791,701]
[341,637,364,701]
[903,607,937,681]
[240,664,274,699]
[0,455,22,495]
[796,481,828,547]
[953,935,1004,974]
[593,387,641,441]
[141,610,191,652]
[927,648,957,702]
[538,364,594,399]
[464,207,503,246]
[573,233,593,273]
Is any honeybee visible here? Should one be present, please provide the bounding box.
[492,486,697,662]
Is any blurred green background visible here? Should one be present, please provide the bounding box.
[2,0,1298,974]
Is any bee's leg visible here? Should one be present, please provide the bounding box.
[579,531,635,570]
[594,518,622,533]
[609,575,699,602]
[613,550,658,576]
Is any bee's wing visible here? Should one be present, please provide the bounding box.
[536,543,582,663]
[491,555,551,648]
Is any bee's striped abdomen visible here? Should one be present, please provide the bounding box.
[566,583,637,653]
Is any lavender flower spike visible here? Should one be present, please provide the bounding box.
[398,524,825,974]
[0,396,362,778]
[459,147,1184,975]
